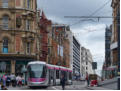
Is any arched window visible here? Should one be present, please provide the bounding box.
[2,0,8,8]
[3,38,8,53]
[2,15,9,29]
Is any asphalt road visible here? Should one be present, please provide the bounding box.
[7,81,87,90]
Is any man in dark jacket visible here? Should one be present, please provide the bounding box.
[60,74,66,90]
[86,73,90,86]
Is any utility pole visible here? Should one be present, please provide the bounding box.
[117,10,120,90]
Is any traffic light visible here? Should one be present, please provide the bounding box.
[92,62,97,70]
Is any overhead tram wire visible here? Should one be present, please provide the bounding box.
[67,0,112,26]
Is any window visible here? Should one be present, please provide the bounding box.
[3,38,8,53]
[2,0,8,8]
[27,0,31,9]
[69,72,72,80]
[27,42,30,54]
[26,20,30,30]
[48,48,50,54]
[56,70,59,79]
[2,16,9,29]
[16,15,21,28]
[86,67,88,70]
[86,62,88,65]
[61,71,67,80]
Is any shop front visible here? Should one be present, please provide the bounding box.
[0,61,11,75]
[0,58,35,76]
[15,60,32,75]
[106,66,118,79]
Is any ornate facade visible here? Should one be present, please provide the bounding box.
[0,0,39,75]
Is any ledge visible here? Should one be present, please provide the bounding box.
[0,53,36,59]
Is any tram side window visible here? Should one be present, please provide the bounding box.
[56,70,59,79]
[69,72,72,80]
[42,66,47,78]
[61,71,67,80]
[64,71,67,80]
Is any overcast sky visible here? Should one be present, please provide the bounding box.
[37,0,112,76]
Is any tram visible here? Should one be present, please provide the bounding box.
[26,61,72,87]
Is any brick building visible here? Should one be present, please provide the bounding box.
[39,11,52,63]
[50,24,70,68]
[0,0,39,75]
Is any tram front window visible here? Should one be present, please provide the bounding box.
[28,64,46,78]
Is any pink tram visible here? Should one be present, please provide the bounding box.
[27,61,72,87]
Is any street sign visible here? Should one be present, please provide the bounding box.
[92,62,97,70]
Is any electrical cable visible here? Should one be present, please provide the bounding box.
[69,0,112,26]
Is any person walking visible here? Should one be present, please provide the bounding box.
[6,75,11,87]
[18,76,22,87]
[0,82,2,90]
[2,74,7,86]
[11,73,16,87]
[0,75,2,83]
[86,73,90,87]
[60,74,66,90]
[21,76,25,86]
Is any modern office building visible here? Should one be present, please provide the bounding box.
[73,36,81,76]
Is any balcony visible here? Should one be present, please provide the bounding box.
[110,42,118,50]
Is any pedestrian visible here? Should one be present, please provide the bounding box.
[10,73,16,87]
[0,75,2,83]
[18,76,22,87]
[6,75,11,87]
[60,74,66,90]
[21,76,25,86]
[0,82,2,90]
[2,74,7,86]
[86,73,90,87]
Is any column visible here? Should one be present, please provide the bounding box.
[11,60,16,74]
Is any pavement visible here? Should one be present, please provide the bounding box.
[86,86,111,90]
[7,81,113,90]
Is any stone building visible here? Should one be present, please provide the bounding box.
[102,0,120,79]
[80,47,94,79]
[0,0,39,75]
[111,0,120,67]
[105,0,120,78]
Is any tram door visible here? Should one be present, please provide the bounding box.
[48,69,54,85]
[48,69,51,85]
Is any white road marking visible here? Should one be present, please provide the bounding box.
[52,87,59,90]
